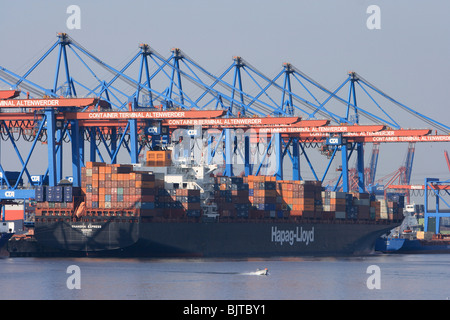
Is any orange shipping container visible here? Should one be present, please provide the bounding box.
[146,150,171,162]
[86,162,106,169]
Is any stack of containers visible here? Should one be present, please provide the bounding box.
[378,199,389,220]
[146,150,172,167]
[350,192,371,220]
[213,176,250,218]
[214,176,235,217]
[46,186,63,203]
[81,162,157,217]
[370,199,380,220]
[132,171,156,216]
[313,181,324,217]
[176,189,201,217]
[345,193,357,219]
[276,180,293,218]
[386,193,405,220]
[376,199,403,221]
[154,181,183,218]
[291,181,321,218]
[230,177,250,218]
[243,177,325,219]
[34,185,80,214]
[153,182,201,218]
[322,191,352,219]
[322,191,347,219]
[35,186,45,202]
[387,200,399,220]
[322,191,397,221]
[247,176,277,218]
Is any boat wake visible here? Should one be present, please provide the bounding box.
[240,271,269,276]
[165,268,269,276]
[239,268,269,276]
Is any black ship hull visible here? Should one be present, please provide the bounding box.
[32,217,398,257]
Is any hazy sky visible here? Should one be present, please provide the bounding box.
[0,0,449,186]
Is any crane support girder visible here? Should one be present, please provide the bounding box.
[0,90,20,100]
[64,110,226,120]
[0,97,110,109]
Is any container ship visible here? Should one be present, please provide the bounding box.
[375,203,450,254]
[20,151,402,258]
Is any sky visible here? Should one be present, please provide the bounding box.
[0,0,449,190]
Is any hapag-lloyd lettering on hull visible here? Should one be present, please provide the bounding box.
[271,226,314,246]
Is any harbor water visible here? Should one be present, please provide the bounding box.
[0,254,449,300]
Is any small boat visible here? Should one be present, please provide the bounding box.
[255,268,268,275]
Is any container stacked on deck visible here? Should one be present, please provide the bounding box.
[295,181,323,218]
[386,193,405,220]
[36,162,404,222]
[275,180,323,218]
[213,176,250,218]
[131,171,157,216]
[276,180,294,218]
[154,186,175,217]
[378,199,403,221]
[322,191,347,219]
[350,192,371,220]
[34,185,81,216]
[153,182,202,218]
[146,150,172,167]
[321,191,401,221]
[175,189,201,217]
[81,162,157,217]
[244,177,324,219]
[246,176,277,218]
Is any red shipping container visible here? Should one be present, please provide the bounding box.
[4,207,23,220]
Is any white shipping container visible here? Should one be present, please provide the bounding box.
[0,221,15,233]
